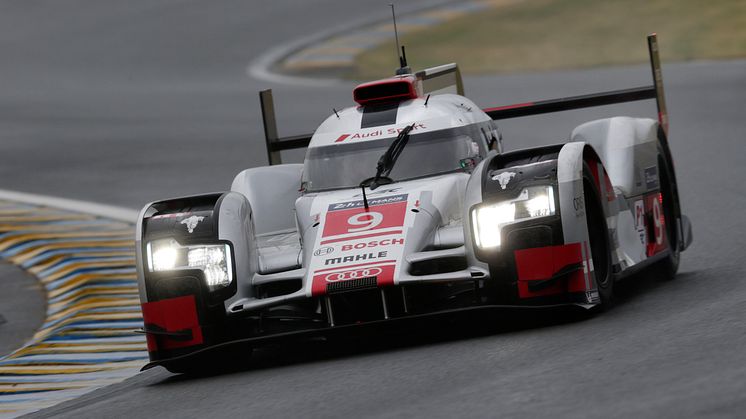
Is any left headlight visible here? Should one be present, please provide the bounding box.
[146,239,233,290]
[472,185,556,249]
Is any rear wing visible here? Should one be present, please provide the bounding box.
[259,34,667,165]
[485,34,668,132]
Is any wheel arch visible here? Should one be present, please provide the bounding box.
[557,141,618,302]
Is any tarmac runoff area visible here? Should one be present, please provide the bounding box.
[0,261,45,359]
[0,193,143,418]
[274,0,506,78]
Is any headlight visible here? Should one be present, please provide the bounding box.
[146,239,233,290]
[472,185,555,249]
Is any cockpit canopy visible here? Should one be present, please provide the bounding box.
[302,124,488,192]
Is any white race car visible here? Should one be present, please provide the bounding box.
[135,34,692,373]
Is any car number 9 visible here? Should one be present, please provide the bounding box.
[347,212,383,232]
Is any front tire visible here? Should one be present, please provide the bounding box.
[583,164,614,306]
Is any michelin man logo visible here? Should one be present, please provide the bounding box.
[180,215,205,233]
[491,171,516,190]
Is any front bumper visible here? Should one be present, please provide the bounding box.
[141,278,489,363]
[140,256,593,367]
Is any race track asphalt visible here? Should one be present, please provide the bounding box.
[1,1,745,417]
[0,261,45,358]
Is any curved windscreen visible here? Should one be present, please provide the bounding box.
[302,126,486,192]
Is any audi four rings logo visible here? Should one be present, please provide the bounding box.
[325,267,383,282]
[314,246,334,256]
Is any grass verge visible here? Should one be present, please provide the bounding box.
[353,0,746,79]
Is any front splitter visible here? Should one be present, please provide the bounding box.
[142,302,577,371]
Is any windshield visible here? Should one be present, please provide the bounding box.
[302,126,485,192]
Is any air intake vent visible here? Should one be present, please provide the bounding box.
[353,77,419,106]
[326,276,378,294]
[409,256,467,276]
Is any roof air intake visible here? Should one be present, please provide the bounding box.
[353,76,419,106]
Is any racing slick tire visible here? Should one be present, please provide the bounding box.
[583,163,614,307]
[653,149,681,281]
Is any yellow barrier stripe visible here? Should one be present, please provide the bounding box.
[11,343,146,357]
[0,232,132,252]
[9,241,133,264]
[0,209,35,216]
[28,252,134,275]
[0,362,143,375]
[0,214,94,223]
[39,260,136,283]
[0,221,128,231]
[45,302,143,323]
[46,274,137,299]
[21,252,133,272]
[53,328,142,336]
[48,287,139,308]
[0,384,90,394]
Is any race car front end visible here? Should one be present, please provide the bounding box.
[133,174,496,369]
[466,147,600,307]
[135,192,263,367]
[133,128,605,373]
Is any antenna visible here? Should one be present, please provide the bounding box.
[389,4,411,75]
[390,4,401,65]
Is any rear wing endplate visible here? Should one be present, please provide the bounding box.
[414,63,464,96]
[259,90,312,166]
[259,34,667,165]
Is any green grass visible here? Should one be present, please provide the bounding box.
[353,0,746,79]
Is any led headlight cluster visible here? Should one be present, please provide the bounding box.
[472,185,556,248]
[146,239,233,290]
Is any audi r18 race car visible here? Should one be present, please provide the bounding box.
[135,34,692,373]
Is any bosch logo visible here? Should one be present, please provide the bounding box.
[325,267,383,282]
[314,246,334,256]
[341,238,403,251]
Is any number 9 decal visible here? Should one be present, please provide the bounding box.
[347,211,383,232]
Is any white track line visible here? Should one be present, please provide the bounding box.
[246,0,458,86]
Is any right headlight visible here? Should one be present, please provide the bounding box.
[472,185,556,249]
[146,239,233,291]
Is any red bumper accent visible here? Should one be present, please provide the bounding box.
[514,243,587,298]
[141,295,204,352]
